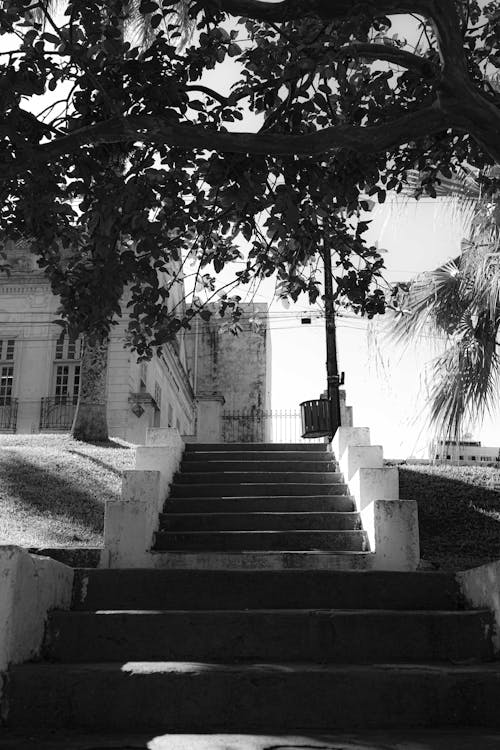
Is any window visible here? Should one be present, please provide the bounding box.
[0,339,15,362]
[139,363,148,393]
[0,366,14,405]
[459,455,464,461]
[55,333,82,360]
[471,456,476,460]
[481,456,492,462]
[154,382,162,409]
[52,334,81,403]
[54,364,80,402]
[0,339,15,406]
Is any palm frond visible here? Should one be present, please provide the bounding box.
[428,321,500,441]
[26,0,66,27]
[386,259,464,349]
[125,0,195,50]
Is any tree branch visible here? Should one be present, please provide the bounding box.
[185,85,229,105]
[339,42,437,76]
[211,0,436,23]
[2,106,457,179]
[424,0,469,78]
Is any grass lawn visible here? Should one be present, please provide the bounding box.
[0,434,134,547]
[398,462,500,571]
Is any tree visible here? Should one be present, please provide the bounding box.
[388,174,500,441]
[71,335,109,440]
[0,0,499,363]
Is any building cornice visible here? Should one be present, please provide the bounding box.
[0,274,50,296]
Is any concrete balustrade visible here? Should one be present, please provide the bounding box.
[339,444,384,483]
[333,427,420,571]
[102,427,184,568]
[373,499,420,571]
[0,546,73,708]
[330,426,371,463]
[104,470,162,568]
[457,560,500,654]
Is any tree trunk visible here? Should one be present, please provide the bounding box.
[71,337,109,442]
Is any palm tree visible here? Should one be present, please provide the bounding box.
[388,174,500,443]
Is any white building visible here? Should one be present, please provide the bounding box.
[432,439,500,465]
[0,241,270,443]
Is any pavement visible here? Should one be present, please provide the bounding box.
[2,730,500,750]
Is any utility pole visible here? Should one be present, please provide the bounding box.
[322,238,342,438]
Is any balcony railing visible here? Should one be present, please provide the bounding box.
[40,396,78,430]
[0,399,18,431]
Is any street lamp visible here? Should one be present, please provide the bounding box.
[300,237,343,441]
[322,238,343,439]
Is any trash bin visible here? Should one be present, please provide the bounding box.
[300,398,337,438]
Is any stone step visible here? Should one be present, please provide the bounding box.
[159,511,362,532]
[44,609,494,664]
[151,551,374,570]
[170,483,349,498]
[153,530,368,552]
[164,496,356,513]
[183,451,335,463]
[71,570,464,611]
[180,460,339,473]
[175,472,344,485]
[185,443,328,452]
[7,661,500,731]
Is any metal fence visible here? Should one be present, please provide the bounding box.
[0,399,18,431]
[39,396,78,430]
[222,408,325,444]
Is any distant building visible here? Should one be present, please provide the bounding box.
[431,438,500,464]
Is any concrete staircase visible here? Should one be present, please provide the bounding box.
[154,442,367,555]
[4,442,500,733]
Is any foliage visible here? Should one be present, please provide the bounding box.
[0,0,499,354]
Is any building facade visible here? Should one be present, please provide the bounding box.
[432,439,500,465]
[0,243,271,443]
[0,241,195,442]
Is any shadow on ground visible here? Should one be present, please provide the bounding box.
[66,448,125,477]
[399,467,500,571]
[0,453,106,535]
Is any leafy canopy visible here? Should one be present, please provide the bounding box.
[1,0,499,354]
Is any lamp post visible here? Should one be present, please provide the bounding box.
[322,239,342,438]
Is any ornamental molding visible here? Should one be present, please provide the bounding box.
[0,274,50,296]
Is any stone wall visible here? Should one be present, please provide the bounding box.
[190,303,271,442]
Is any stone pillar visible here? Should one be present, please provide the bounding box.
[103,428,184,567]
[339,389,353,427]
[127,392,156,444]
